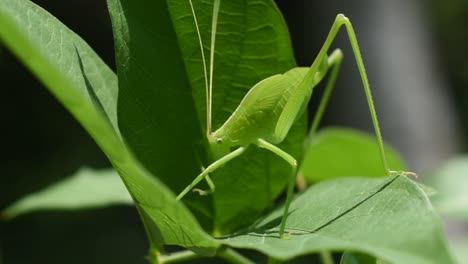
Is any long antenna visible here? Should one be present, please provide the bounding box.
[208,0,221,134]
[188,0,210,133]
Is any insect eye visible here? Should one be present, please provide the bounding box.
[216,138,222,144]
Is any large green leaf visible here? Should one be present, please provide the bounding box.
[107,0,305,234]
[222,176,454,263]
[169,0,305,234]
[1,0,454,262]
[0,0,218,254]
[425,156,468,219]
[302,127,407,182]
[106,0,214,230]
[2,168,132,219]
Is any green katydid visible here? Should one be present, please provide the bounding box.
[177,0,413,238]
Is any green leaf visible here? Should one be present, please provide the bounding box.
[424,156,468,264]
[301,127,407,182]
[1,0,453,261]
[169,0,305,234]
[2,168,133,219]
[221,176,454,263]
[107,0,305,234]
[425,156,468,219]
[448,238,468,264]
[106,0,213,229]
[0,0,218,254]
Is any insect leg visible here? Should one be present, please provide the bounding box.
[177,146,247,201]
[205,174,216,192]
[256,139,297,239]
[340,16,391,175]
[295,49,343,190]
[340,19,418,177]
[305,49,344,148]
[192,166,216,196]
[302,14,390,174]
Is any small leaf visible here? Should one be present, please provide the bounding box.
[301,127,407,182]
[2,168,133,220]
[221,176,454,263]
[425,156,468,219]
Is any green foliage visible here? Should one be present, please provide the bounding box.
[425,156,468,218]
[449,238,468,264]
[0,0,217,255]
[0,0,456,263]
[106,0,213,230]
[222,176,452,263]
[163,0,306,233]
[301,127,406,182]
[424,156,468,264]
[2,168,132,219]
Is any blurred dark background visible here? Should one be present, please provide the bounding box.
[1,0,467,263]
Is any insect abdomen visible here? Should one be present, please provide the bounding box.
[213,67,310,147]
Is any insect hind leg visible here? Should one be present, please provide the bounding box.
[256,138,297,239]
[306,48,343,148]
[305,14,391,174]
[177,146,247,201]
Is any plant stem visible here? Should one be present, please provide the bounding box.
[219,248,255,264]
[158,250,200,264]
[320,251,334,264]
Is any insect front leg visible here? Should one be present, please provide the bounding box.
[192,167,216,196]
[177,146,247,201]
